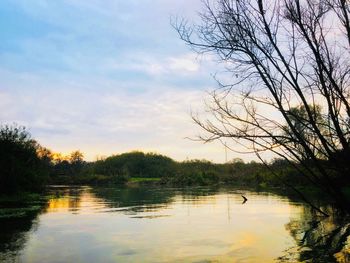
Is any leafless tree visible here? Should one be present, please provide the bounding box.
[175,0,350,214]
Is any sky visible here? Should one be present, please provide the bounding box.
[0,0,247,162]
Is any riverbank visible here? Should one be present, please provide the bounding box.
[0,192,46,206]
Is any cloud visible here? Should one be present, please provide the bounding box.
[168,54,200,72]
[0,67,226,161]
[0,0,256,162]
[129,53,201,76]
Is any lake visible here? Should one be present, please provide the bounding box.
[0,186,349,262]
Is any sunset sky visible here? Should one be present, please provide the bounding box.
[0,0,249,162]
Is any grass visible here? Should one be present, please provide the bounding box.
[0,192,48,219]
[0,192,45,206]
[129,177,161,183]
[0,206,42,219]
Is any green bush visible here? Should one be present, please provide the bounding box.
[0,125,48,194]
[92,151,176,178]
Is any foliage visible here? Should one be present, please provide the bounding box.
[1,123,337,192]
[0,125,49,194]
[49,150,86,181]
[165,160,221,186]
[48,150,315,188]
[92,151,176,178]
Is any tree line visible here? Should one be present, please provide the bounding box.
[1,124,331,195]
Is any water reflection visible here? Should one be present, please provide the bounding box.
[282,206,350,262]
[0,186,349,262]
[0,206,43,262]
[46,187,83,213]
[91,186,175,214]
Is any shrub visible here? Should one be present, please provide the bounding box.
[0,125,48,194]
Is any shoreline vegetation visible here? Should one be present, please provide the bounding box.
[1,124,349,206]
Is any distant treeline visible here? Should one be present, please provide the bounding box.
[0,124,311,194]
[46,151,310,188]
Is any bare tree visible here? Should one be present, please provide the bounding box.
[175,0,350,213]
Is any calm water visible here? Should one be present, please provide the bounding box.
[0,186,349,263]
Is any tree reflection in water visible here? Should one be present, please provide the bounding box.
[0,208,42,261]
[0,186,83,262]
[45,186,83,213]
[282,206,350,262]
